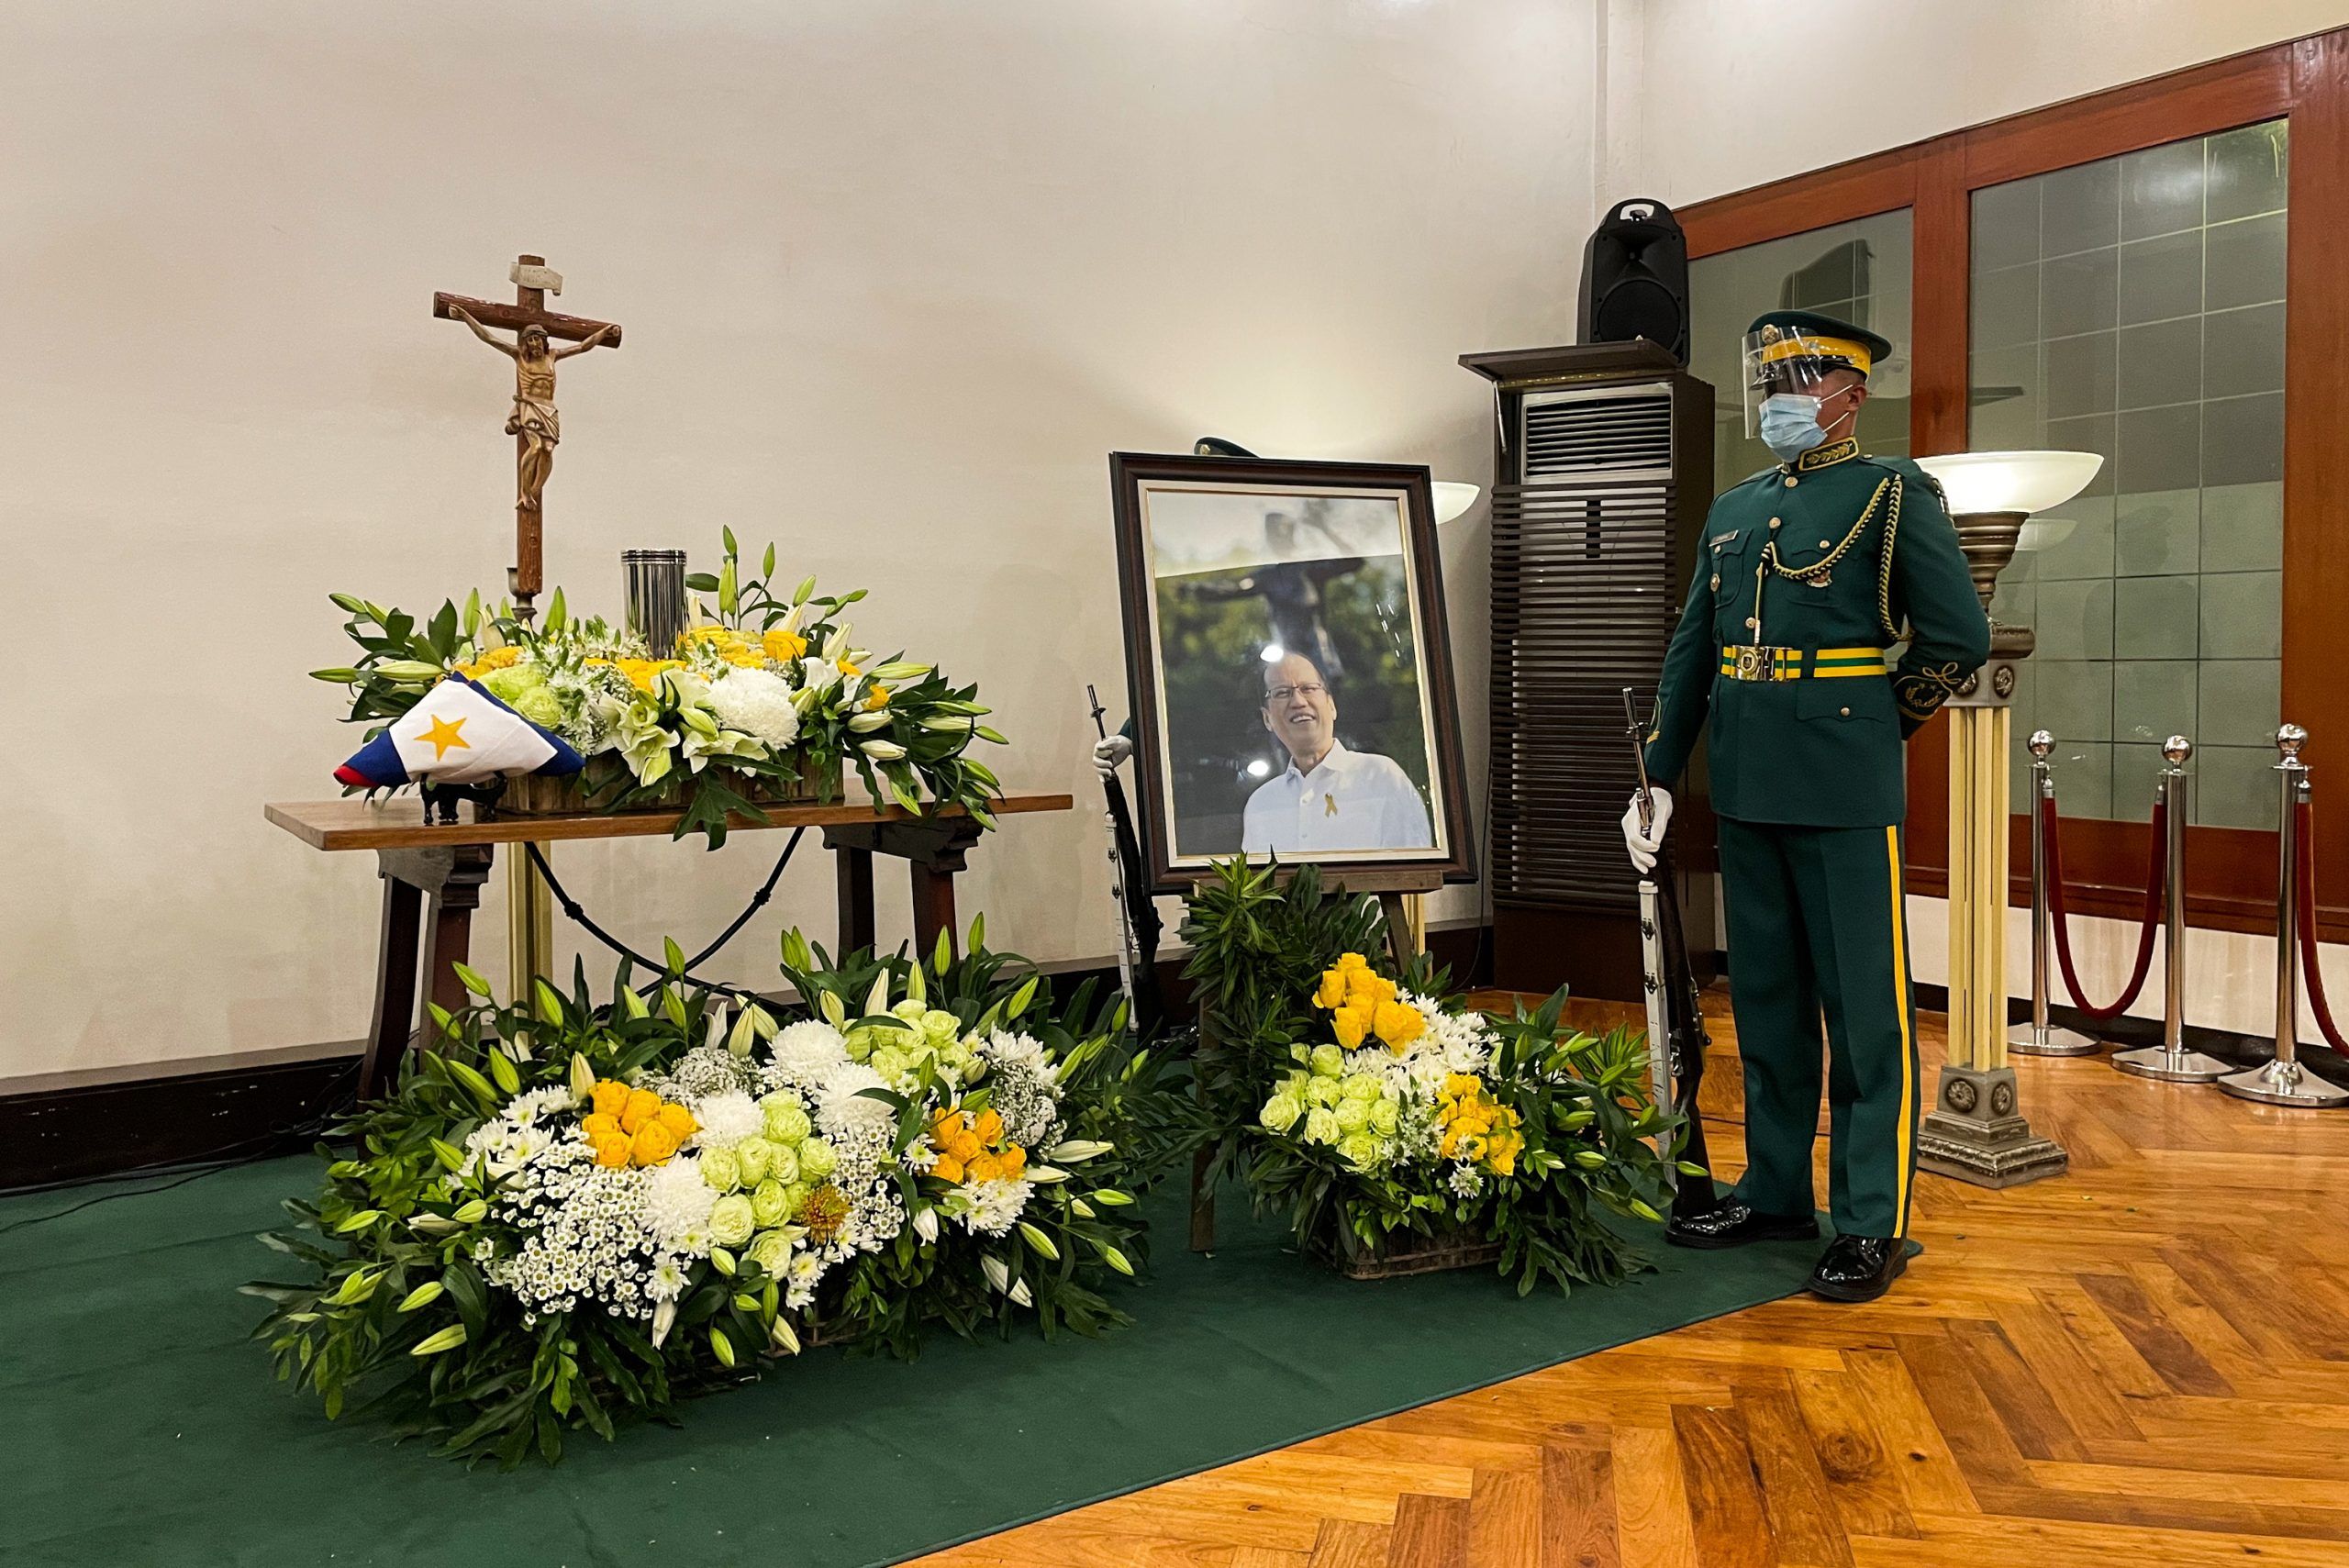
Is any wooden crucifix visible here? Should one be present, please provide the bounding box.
[433,255,622,623]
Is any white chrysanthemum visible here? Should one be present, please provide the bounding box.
[504,1085,577,1126]
[815,1062,894,1139]
[981,1029,1049,1072]
[707,665,802,748]
[462,1118,552,1181]
[770,1020,852,1081]
[648,1254,689,1303]
[954,1178,1033,1236]
[643,1156,720,1254]
[691,1089,764,1149]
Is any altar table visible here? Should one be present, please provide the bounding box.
[266,794,1074,1097]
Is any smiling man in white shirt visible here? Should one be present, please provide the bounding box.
[1241,652,1433,854]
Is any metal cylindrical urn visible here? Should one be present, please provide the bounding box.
[622,549,689,655]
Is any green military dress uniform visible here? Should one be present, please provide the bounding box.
[1643,313,1989,1243]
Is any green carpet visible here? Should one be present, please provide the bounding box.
[5,1157,1813,1567]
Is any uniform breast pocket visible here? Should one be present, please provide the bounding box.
[1796,677,1894,727]
[1708,532,1752,640]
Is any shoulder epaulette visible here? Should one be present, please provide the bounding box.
[1857,453,1945,506]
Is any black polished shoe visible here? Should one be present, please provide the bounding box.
[1664,1201,1820,1250]
[1806,1235,1908,1301]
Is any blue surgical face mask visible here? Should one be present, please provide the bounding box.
[1759,393,1828,460]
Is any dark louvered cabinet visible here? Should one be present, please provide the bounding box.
[1459,341,1716,1001]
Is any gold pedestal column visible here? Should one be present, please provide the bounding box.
[1914,516,2069,1188]
[507,847,556,1002]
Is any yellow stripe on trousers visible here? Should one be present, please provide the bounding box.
[1886,825,1913,1239]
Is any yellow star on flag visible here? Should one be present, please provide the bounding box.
[419,714,470,760]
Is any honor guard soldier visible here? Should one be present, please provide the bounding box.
[1621,309,1989,1302]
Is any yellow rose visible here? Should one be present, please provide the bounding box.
[1313,969,1349,1009]
[591,1081,630,1119]
[1443,1073,1482,1102]
[630,1121,680,1166]
[967,1154,1004,1183]
[999,1144,1027,1178]
[972,1107,1004,1145]
[763,628,808,662]
[930,1153,965,1185]
[655,1102,697,1140]
[1331,1006,1369,1051]
[582,1112,621,1143]
[619,1087,662,1135]
[593,1134,632,1169]
[1373,999,1423,1050]
[1487,1144,1518,1176]
[1336,952,1368,973]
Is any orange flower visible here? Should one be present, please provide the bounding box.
[619,1087,663,1135]
[590,1081,629,1119]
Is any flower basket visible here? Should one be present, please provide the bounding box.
[1308,1222,1503,1281]
[494,752,839,817]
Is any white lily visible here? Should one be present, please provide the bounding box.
[1008,1278,1033,1307]
[1047,1140,1113,1163]
[912,1207,941,1244]
[982,1254,1010,1294]
[858,740,907,762]
[651,1298,676,1349]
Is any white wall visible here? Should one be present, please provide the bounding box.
[0,0,1598,1081]
[1605,0,2349,1040]
[1601,0,2349,208]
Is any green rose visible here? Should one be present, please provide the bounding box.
[1336,1131,1381,1170]
[480,665,546,703]
[509,686,563,728]
[698,1145,742,1192]
[1303,1107,1341,1145]
[1333,1097,1371,1133]
[870,1046,911,1084]
[780,1181,814,1218]
[766,1145,801,1187]
[1309,1043,1345,1078]
[734,1136,776,1185]
[890,999,929,1023]
[1280,1069,1311,1096]
[760,1096,812,1145]
[1339,1073,1381,1102]
[1369,1099,1400,1134]
[920,1008,962,1043]
[1305,1077,1343,1108]
[746,1229,792,1275]
[842,1025,885,1062]
[1259,1094,1304,1134]
[750,1179,792,1229]
[797,1140,839,1181]
[708,1194,756,1248]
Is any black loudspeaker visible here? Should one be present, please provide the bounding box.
[1577,198,1689,366]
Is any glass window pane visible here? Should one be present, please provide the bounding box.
[1690,210,1915,501]
[1970,119,2287,829]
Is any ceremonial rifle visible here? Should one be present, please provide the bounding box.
[1624,687,1721,1218]
[1087,686,1165,1038]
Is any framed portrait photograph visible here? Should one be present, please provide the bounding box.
[1109,451,1475,891]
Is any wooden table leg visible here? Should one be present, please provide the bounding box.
[910,862,958,959]
[373,844,495,1092]
[835,841,876,956]
[362,872,425,1103]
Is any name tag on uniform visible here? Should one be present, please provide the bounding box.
[1709,530,1739,547]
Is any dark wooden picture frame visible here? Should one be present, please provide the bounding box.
[1108,450,1477,892]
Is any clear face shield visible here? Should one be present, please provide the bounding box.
[1740,325,1873,438]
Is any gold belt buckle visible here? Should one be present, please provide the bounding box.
[1730,646,1776,682]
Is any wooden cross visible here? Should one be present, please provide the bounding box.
[433,254,622,622]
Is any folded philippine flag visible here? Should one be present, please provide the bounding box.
[335,674,584,789]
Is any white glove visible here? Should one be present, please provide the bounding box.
[1092,733,1132,778]
[1621,787,1673,874]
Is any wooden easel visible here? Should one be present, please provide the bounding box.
[1187,865,1442,1253]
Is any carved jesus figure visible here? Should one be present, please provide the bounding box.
[448,306,616,517]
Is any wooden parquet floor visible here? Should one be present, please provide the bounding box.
[910,989,2349,1568]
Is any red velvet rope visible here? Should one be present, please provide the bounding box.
[2043,790,2167,1020]
[2293,794,2349,1054]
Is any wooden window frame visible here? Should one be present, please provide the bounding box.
[1678,28,2349,940]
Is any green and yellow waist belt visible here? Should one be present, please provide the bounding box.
[1718,645,1889,682]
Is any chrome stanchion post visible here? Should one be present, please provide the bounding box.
[2116,736,2231,1082]
[2221,725,2349,1107]
[2009,728,2099,1056]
